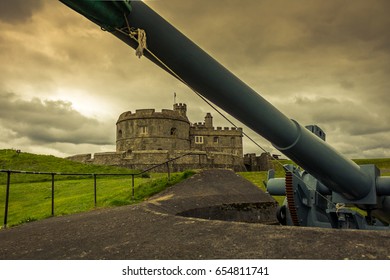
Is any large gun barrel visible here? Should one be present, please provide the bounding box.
[59,0,390,226]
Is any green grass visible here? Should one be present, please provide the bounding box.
[353,158,390,175]
[0,171,195,228]
[0,149,140,184]
[0,149,196,228]
[238,159,291,205]
[237,171,286,205]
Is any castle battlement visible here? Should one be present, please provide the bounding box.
[192,122,206,128]
[173,103,187,110]
[135,109,155,114]
[192,125,243,132]
[117,108,188,123]
[173,103,187,118]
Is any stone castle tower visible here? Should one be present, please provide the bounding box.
[116,103,191,152]
[67,103,247,171]
[116,103,243,158]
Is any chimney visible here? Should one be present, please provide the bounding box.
[205,113,213,128]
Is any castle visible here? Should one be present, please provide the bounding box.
[67,103,273,171]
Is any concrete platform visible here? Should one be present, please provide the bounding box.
[147,169,278,223]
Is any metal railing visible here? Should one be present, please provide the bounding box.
[0,152,201,228]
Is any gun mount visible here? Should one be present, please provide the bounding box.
[59,0,390,229]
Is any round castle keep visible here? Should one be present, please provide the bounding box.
[67,102,269,172]
[116,103,190,152]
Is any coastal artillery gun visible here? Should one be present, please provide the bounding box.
[59,0,390,229]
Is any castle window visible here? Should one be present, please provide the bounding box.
[170,127,177,136]
[118,129,123,138]
[213,136,219,144]
[140,126,148,135]
[195,136,204,144]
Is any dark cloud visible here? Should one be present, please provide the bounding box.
[1,0,389,158]
[0,92,114,145]
[289,95,390,135]
[0,0,44,23]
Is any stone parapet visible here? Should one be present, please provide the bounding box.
[66,153,92,163]
[66,150,246,172]
[117,108,189,123]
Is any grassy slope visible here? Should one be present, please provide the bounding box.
[0,149,195,228]
[0,149,138,184]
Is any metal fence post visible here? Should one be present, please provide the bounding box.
[131,174,135,200]
[51,173,55,216]
[166,162,171,181]
[94,174,97,207]
[3,171,11,229]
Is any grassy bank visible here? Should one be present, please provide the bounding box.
[0,171,195,228]
[0,149,137,184]
[0,150,195,228]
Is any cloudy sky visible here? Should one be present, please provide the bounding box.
[0,0,389,159]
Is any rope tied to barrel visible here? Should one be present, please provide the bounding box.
[122,13,147,58]
[135,29,147,58]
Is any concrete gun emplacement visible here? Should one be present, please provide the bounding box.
[59,0,390,229]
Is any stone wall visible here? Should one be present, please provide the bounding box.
[66,153,93,163]
[92,152,126,166]
[190,126,243,156]
[67,150,246,172]
[243,153,274,171]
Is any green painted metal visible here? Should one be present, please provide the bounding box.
[59,0,131,31]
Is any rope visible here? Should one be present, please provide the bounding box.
[135,29,147,58]
[123,13,147,58]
